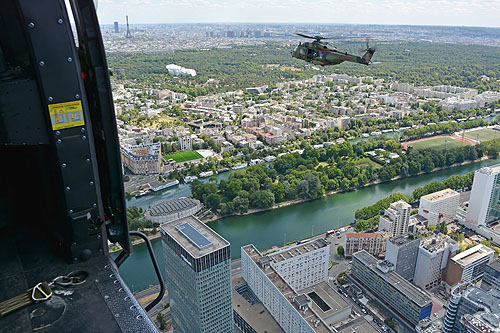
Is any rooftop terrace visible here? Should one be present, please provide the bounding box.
[421,188,459,202]
[451,244,494,267]
[243,244,332,333]
[160,216,229,258]
[231,275,282,333]
[267,239,328,263]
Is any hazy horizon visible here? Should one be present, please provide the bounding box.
[96,0,500,28]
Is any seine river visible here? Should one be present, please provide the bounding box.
[116,157,500,291]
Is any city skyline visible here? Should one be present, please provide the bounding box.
[96,0,500,27]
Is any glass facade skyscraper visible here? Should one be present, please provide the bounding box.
[161,216,233,333]
[466,164,500,226]
[443,283,500,333]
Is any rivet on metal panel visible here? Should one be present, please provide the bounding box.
[57,18,63,24]
[73,258,79,263]
[39,61,45,67]
[28,22,35,28]
[61,163,67,168]
[55,131,61,136]
[75,94,80,99]
[65,186,71,192]
[56,139,62,144]
[68,209,74,215]
[92,203,97,208]
[85,158,91,163]
[82,136,87,141]
[89,181,94,186]
[48,96,53,102]
[80,127,86,133]
[71,242,77,247]
[67,57,72,63]
[136,315,144,320]
[98,249,103,254]
[97,234,101,239]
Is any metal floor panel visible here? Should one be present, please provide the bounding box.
[0,225,157,333]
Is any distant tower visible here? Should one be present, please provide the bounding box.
[113,21,119,33]
[125,15,132,38]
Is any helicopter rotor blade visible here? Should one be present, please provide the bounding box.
[321,36,371,40]
[295,33,372,41]
[295,33,317,39]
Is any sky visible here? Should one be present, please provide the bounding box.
[96,0,500,27]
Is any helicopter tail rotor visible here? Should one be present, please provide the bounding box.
[358,38,377,53]
[358,38,377,64]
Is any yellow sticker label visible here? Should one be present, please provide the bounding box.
[48,100,85,130]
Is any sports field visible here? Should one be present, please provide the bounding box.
[405,136,469,151]
[463,128,500,143]
[164,151,203,162]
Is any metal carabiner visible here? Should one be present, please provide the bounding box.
[66,270,88,286]
[49,270,89,287]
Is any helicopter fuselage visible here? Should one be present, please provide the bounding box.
[292,42,372,66]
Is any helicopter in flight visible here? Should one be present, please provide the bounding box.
[292,33,377,66]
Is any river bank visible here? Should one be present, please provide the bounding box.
[114,155,491,254]
[203,155,491,224]
[116,156,500,291]
[109,231,162,253]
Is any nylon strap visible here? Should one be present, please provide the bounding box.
[0,282,52,318]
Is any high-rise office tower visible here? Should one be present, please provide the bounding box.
[114,21,119,33]
[443,283,500,333]
[125,15,132,38]
[481,258,500,290]
[378,200,411,237]
[161,216,233,333]
[466,164,500,227]
[385,234,420,281]
[413,234,458,290]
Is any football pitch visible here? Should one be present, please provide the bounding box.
[463,128,500,143]
[164,151,203,162]
[407,136,466,151]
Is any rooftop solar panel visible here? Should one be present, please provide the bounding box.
[176,223,212,249]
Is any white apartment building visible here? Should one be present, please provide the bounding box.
[379,200,411,237]
[344,232,389,258]
[178,134,192,151]
[413,235,459,290]
[444,244,494,286]
[267,239,330,291]
[418,188,460,226]
[241,245,334,333]
[466,164,500,228]
[120,143,161,175]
